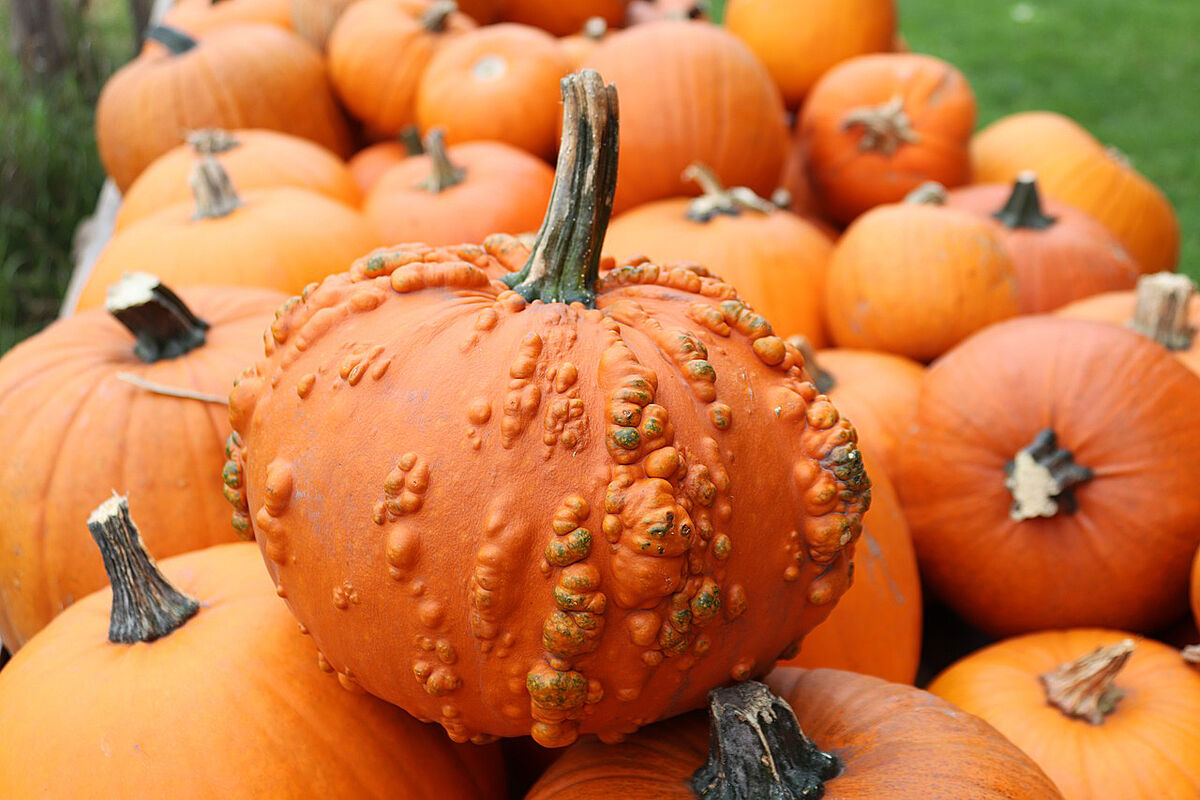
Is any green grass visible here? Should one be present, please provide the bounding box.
[900,0,1199,281]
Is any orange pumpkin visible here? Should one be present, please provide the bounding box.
[725,0,896,108]
[559,16,608,70]
[364,128,554,246]
[798,53,976,224]
[416,23,569,160]
[225,71,870,747]
[97,24,352,191]
[347,127,425,195]
[945,174,1140,313]
[897,316,1200,636]
[929,629,1200,800]
[78,157,380,311]
[498,0,628,36]
[116,128,360,231]
[823,187,1019,361]
[0,276,284,649]
[0,496,505,798]
[160,0,292,37]
[328,0,475,137]
[580,20,788,214]
[971,111,1179,273]
[602,163,834,345]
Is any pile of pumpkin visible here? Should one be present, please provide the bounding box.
[2,0,1199,797]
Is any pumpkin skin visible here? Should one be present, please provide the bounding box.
[0,284,285,649]
[160,0,292,37]
[798,53,976,225]
[116,129,361,232]
[897,316,1200,636]
[945,176,1140,313]
[580,21,788,214]
[290,0,360,50]
[725,0,896,108]
[498,0,628,36]
[526,667,1063,799]
[349,140,411,194]
[971,111,1179,274]
[823,199,1019,362]
[0,536,505,798]
[928,629,1200,800]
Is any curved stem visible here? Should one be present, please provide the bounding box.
[994,172,1057,230]
[1004,428,1093,521]
[145,25,197,55]
[1129,272,1196,351]
[416,128,466,193]
[691,681,841,799]
[683,163,777,222]
[903,181,947,206]
[1040,639,1134,724]
[88,495,200,644]
[841,95,921,155]
[420,0,457,32]
[503,70,618,307]
[190,155,242,220]
[787,336,834,394]
[107,273,211,363]
[187,128,240,156]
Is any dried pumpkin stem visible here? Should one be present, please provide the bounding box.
[842,94,920,155]
[88,495,200,645]
[145,24,197,55]
[420,0,458,32]
[399,124,425,156]
[903,181,947,205]
[107,272,211,363]
[683,163,777,222]
[187,128,240,156]
[994,172,1057,230]
[190,154,242,220]
[581,16,608,39]
[692,681,841,799]
[786,336,835,394]
[503,70,618,307]
[416,128,466,193]
[1128,272,1196,351]
[1004,428,1093,521]
[1040,639,1135,724]
[1183,645,1200,666]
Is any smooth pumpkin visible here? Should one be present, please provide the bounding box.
[159,0,292,37]
[347,128,424,194]
[497,0,628,36]
[559,16,608,70]
[0,276,284,649]
[897,316,1200,635]
[225,71,870,747]
[290,0,359,50]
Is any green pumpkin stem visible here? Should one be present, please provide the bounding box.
[786,336,835,395]
[416,128,466,193]
[1040,639,1135,725]
[503,70,618,307]
[993,172,1057,230]
[1004,428,1093,521]
[400,125,425,156]
[187,128,240,156]
[684,163,778,222]
[842,94,921,155]
[145,25,197,55]
[420,0,458,32]
[107,273,210,363]
[190,155,242,220]
[88,495,200,645]
[692,681,841,799]
[1128,272,1196,351]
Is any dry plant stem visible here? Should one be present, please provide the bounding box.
[144,24,197,55]
[1129,272,1196,351]
[1004,428,1093,521]
[994,172,1056,230]
[842,95,921,155]
[1040,639,1135,724]
[106,273,210,363]
[683,163,777,222]
[400,125,424,156]
[1183,645,1200,666]
[416,128,466,193]
[116,373,228,404]
[190,155,242,219]
[420,0,457,31]
[187,128,239,155]
[903,180,947,205]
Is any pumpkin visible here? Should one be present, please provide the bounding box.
[498,0,628,36]
[929,629,1200,800]
[328,0,475,137]
[1057,272,1200,376]
[159,0,292,37]
[347,127,425,195]
[602,163,834,346]
[97,24,352,191]
[776,132,823,221]
[225,70,870,747]
[724,0,896,108]
[116,128,360,231]
[364,128,554,247]
[1193,547,1200,632]
[0,496,505,798]
[580,20,788,214]
[416,23,569,161]
[526,669,1063,798]
[797,53,976,224]
[559,16,608,70]
[77,157,380,311]
[623,0,703,24]
[945,174,1140,313]
[897,316,1200,636]
[971,111,1180,273]
[822,186,1019,362]
[0,275,284,649]
[290,0,359,50]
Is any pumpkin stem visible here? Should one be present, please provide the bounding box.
[1128,272,1196,351]
[842,94,921,156]
[1183,645,1200,666]
[994,172,1057,230]
[420,0,458,32]
[416,128,466,193]
[107,272,211,363]
[1040,639,1135,724]
[88,495,200,645]
[1003,428,1093,521]
[399,124,425,156]
[145,24,197,55]
[683,163,777,222]
[581,16,608,39]
[190,155,243,220]
[903,181,947,206]
[186,128,240,156]
[116,372,229,404]
[692,681,841,799]
[786,336,835,395]
[503,70,618,307]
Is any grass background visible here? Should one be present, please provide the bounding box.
[0,0,1196,354]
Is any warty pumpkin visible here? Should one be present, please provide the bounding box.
[797,53,976,225]
[0,496,505,799]
[116,128,361,232]
[77,157,380,311]
[159,0,292,38]
[225,70,870,748]
[0,275,284,649]
[897,316,1200,636]
[364,128,554,247]
[580,19,788,214]
[97,23,352,191]
[498,0,628,36]
[971,111,1180,273]
[602,163,834,346]
[945,173,1140,313]
[929,629,1200,800]
[526,669,1063,799]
